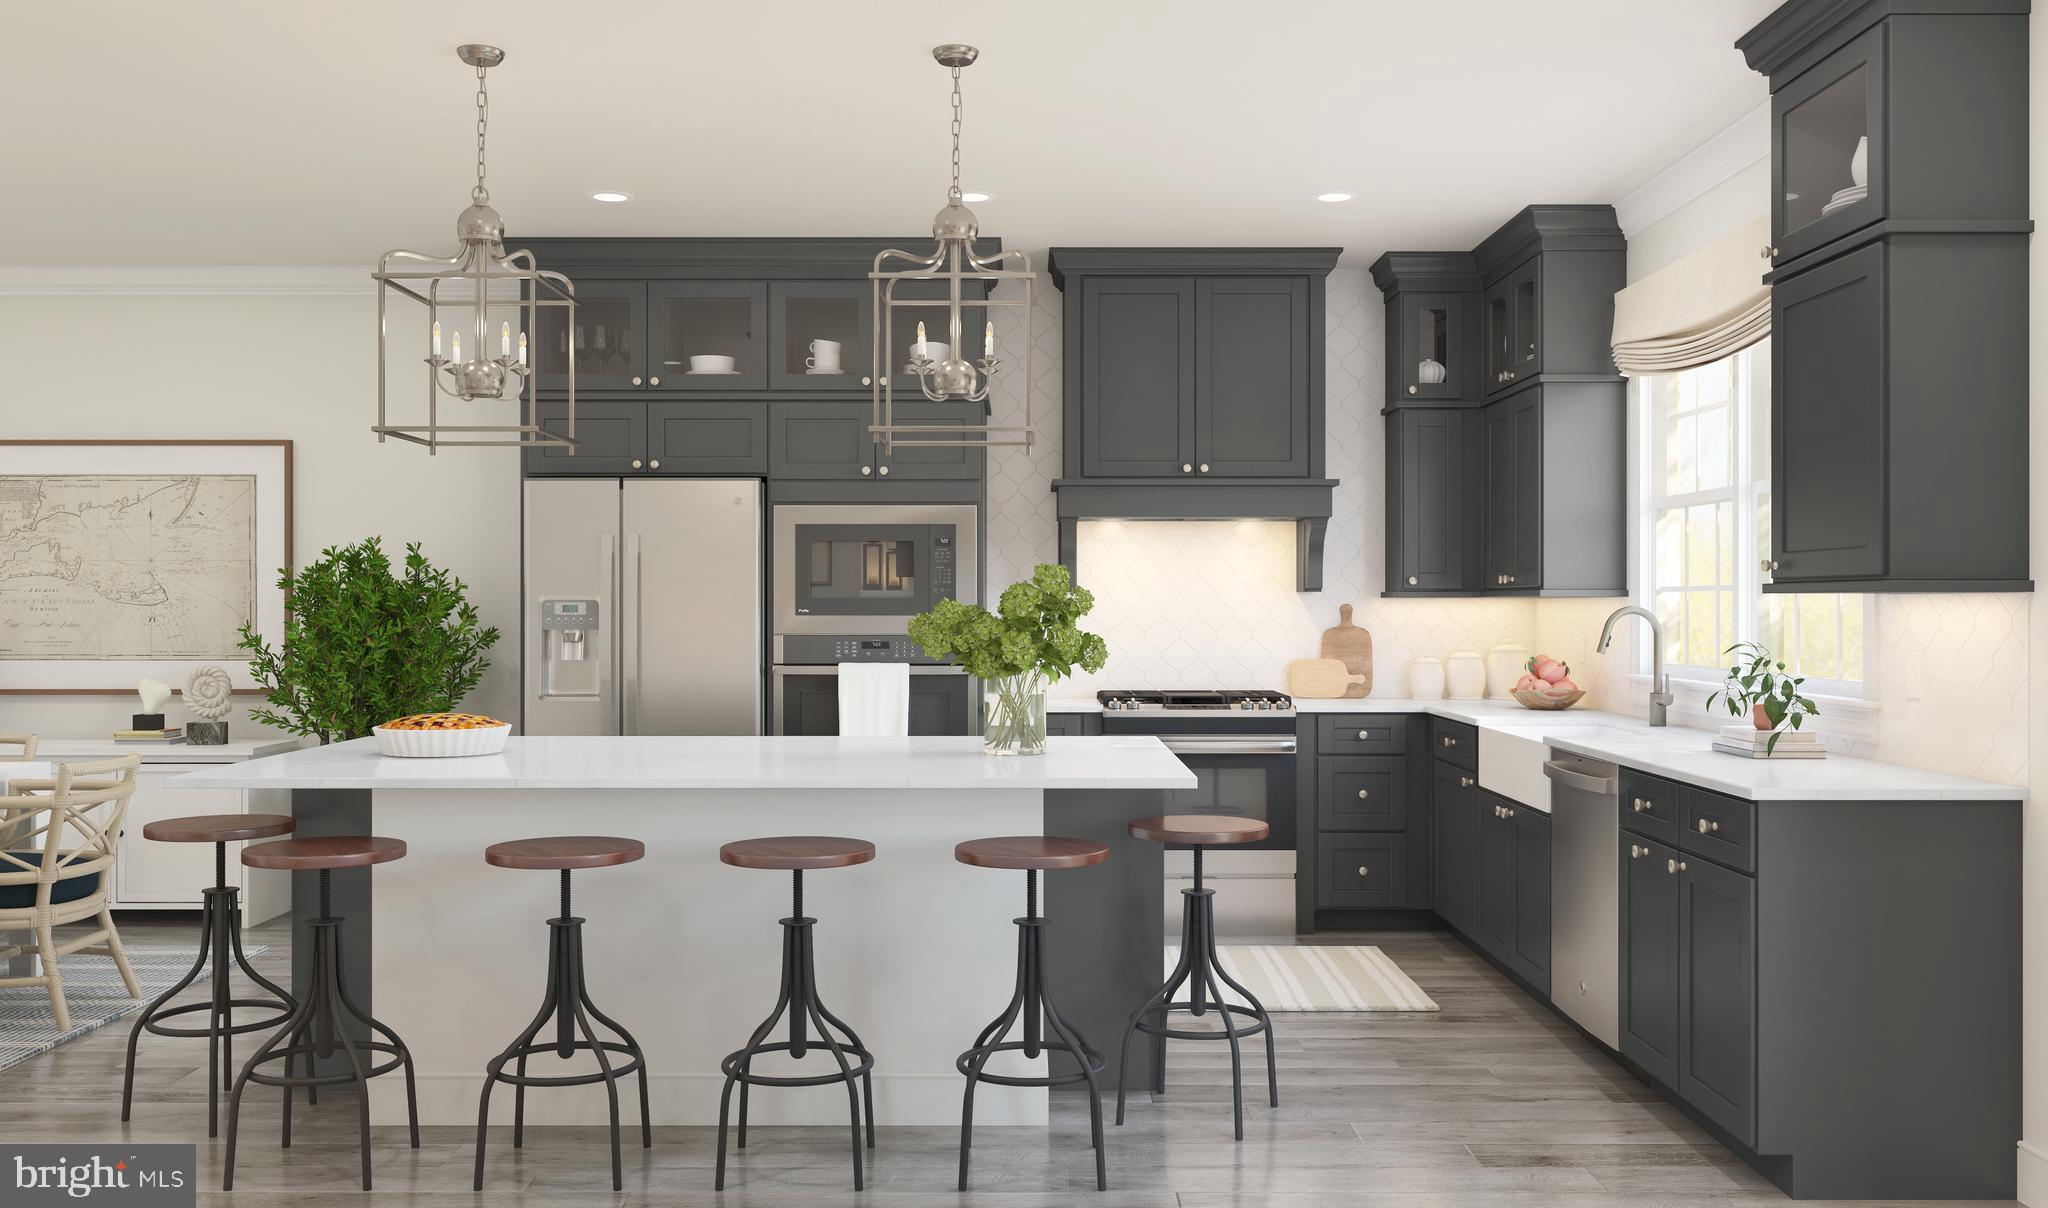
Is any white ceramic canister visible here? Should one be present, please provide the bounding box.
[1445,651,1486,700]
[1486,643,1530,698]
[1407,656,1446,700]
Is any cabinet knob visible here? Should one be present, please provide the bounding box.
[1459,776,1475,788]
[648,459,660,469]
[631,376,643,386]
[1760,245,1777,260]
[1630,844,1644,859]
[1199,463,1210,473]
[1761,559,1779,573]
[1441,735,1455,747]
[860,465,872,476]
[1696,818,1720,834]
[1503,806,1515,818]
[1632,797,1651,813]
[1667,858,1687,875]
[1356,788,1370,799]
[878,465,890,476]
[1356,729,1370,739]
[861,375,872,386]
[1407,575,1418,586]
[1181,463,1193,474]
[1357,865,1369,877]
[1408,385,1419,395]
[630,459,643,469]
[649,375,661,386]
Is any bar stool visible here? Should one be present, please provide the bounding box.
[474,836,651,1192]
[714,836,876,1192]
[223,836,418,1192]
[120,813,297,1137]
[1115,815,1278,1139]
[954,835,1110,1192]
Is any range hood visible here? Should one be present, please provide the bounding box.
[1053,480,1337,592]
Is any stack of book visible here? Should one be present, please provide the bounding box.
[113,726,184,745]
[1713,723,1823,759]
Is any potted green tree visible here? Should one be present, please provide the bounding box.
[238,538,500,743]
[907,563,1108,755]
[1705,640,1819,755]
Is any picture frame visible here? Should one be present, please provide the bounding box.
[0,439,292,695]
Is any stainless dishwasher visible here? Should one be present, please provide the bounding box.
[1542,750,1620,1049]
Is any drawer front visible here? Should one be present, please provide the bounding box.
[1318,833,1406,909]
[1619,768,1681,844]
[1679,784,1755,873]
[1317,714,1411,755]
[1430,718,1477,770]
[1316,756,1408,831]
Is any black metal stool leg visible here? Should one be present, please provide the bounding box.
[1205,921,1280,1108]
[121,886,212,1124]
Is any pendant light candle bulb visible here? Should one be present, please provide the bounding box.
[450,331,460,363]
[916,321,927,345]
[500,322,510,357]
[517,331,527,365]
[985,320,995,355]
[432,322,441,358]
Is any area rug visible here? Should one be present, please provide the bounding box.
[0,942,269,1073]
[1162,944,1439,1012]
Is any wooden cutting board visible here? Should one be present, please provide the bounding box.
[1319,604,1373,697]
[1287,658,1366,699]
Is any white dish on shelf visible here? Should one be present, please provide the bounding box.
[373,723,511,758]
[805,367,845,375]
[684,370,742,375]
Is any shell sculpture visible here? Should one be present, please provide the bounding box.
[185,665,234,721]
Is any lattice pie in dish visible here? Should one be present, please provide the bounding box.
[373,713,512,757]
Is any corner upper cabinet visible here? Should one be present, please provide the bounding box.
[1386,407,1477,593]
[1370,253,1482,407]
[1769,26,1885,265]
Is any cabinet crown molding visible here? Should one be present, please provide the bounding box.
[1735,0,2027,79]
[1047,247,1340,290]
[1471,205,1625,281]
[1368,252,1481,297]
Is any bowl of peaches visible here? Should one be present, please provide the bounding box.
[372,712,511,758]
[1509,655,1584,710]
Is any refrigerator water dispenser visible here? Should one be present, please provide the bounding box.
[539,598,601,699]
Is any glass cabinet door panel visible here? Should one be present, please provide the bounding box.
[770,282,873,391]
[648,283,768,391]
[1400,291,1466,401]
[1771,27,1883,262]
[1511,261,1542,376]
[528,281,645,392]
[1484,280,1513,389]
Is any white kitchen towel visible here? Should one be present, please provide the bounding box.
[837,662,910,736]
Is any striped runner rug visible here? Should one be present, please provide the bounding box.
[1162,944,1439,1012]
[0,942,269,1073]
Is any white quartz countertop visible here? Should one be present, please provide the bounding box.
[1048,697,2024,802]
[164,735,1199,792]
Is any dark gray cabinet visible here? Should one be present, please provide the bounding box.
[1370,252,1483,407]
[1482,393,1542,589]
[768,401,984,482]
[1476,794,1518,958]
[1077,276,1196,477]
[1431,759,1480,932]
[1677,855,1756,1146]
[647,282,769,392]
[1620,834,1682,1088]
[1197,277,1311,476]
[1315,757,1407,831]
[1386,408,1477,594]
[1509,807,1551,991]
[1318,833,1406,910]
[525,401,643,476]
[1304,714,1433,928]
[1482,258,1542,393]
[529,280,647,392]
[646,403,767,475]
[767,281,875,393]
[1475,384,1625,596]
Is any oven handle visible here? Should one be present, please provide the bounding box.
[1158,736,1298,756]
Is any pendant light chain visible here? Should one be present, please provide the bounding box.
[948,65,964,203]
[472,61,491,205]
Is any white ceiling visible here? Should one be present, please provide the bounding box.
[3,1,1779,266]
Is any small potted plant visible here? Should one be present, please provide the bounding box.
[239,538,500,743]
[907,563,1108,756]
[1705,640,1818,755]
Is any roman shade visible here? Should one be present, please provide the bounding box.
[1610,215,1770,375]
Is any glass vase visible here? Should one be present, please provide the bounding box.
[983,671,1048,756]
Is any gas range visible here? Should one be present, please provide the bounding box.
[1096,689,1295,716]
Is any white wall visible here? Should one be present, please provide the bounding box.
[2021,11,2048,1203]
[0,283,523,740]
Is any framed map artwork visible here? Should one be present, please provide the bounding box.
[0,440,292,694]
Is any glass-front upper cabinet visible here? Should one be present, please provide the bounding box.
[1772,25,1883,264]
[769,282,874,391]
[647,283,768,391]
[528,281,646,393]
[1396,291,1473,402]
[1482,260,1542,394]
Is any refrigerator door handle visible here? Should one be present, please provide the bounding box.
[601,532,617,714]
[622,533,642,735]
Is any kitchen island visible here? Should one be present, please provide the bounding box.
[168,736,1195,1128]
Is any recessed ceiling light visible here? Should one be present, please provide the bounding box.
[590,191,632,204]
[961,191,993,203]
[1316,192,1354,203]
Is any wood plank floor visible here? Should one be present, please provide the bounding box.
[5,916,2016,1207]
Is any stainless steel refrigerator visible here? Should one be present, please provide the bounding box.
[522,478,763,736]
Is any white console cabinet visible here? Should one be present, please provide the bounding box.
[34,740,298,924]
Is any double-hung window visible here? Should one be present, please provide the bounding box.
[1642,336,1866,696]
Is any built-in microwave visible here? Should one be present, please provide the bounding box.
[771,504,979,636]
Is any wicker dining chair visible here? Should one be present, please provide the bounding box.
[0,733,37,761]
[0,754,142,1029]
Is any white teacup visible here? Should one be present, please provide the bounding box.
[689,354,736,374]
[806,339,842,371]
[908,341,951,365]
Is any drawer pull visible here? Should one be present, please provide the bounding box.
[1631,797,1652,813]
[1441,735,1457,748]
[1356,729,1371,740]
[1459,776,1474,788]
[1667,858,1687,875]
[1696,818,1720,835]
[1630,844,1643,859]
[1356,865,1369,877]
[1356,788,1370,799]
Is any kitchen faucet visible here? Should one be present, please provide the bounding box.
[1597,605,1674,726]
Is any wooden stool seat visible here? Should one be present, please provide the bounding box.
[719,836,874,871]
[954,835,1110,870]
[240,835,406,871]
[1128,814,1271,845]
[143,813,296,844]
[485,836,645,870]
